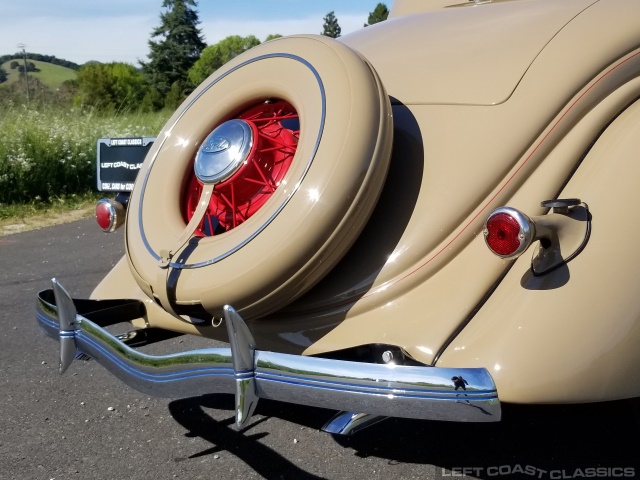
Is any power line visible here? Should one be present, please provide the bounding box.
[16,43,30,102]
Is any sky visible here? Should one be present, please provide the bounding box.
[0,1,390,65]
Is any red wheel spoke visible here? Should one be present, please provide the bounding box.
[242,178,272,189]
[182,100,297,236]
[258,146,288,153]
[214,191,232,212]
[254,114,298,123]
[257,146,296,156]
[205,214,215,235]
[252,162,277,193]
[231,183,237,229]
[257,133,296,150]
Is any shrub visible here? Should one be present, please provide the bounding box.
[75,62,148,112]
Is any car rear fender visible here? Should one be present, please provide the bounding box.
[436,95,640,404]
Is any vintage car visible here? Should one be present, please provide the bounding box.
[36,0,640,435]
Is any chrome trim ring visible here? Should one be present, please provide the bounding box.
[483,206,535,259]
[136,53,326,268]
[194,119,254,185]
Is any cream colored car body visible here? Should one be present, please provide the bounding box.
[91,0,640,406]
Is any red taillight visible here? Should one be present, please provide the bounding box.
[96,201,112,230]
[483,207,534,259]
[485,213,521,256]
[95,199,125,233]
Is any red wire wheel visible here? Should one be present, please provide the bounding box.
[183,101,299,236]
[125,35,393,320]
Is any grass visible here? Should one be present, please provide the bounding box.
[0,104,170,205]
[0,192,103,236]
[0,103,171,235]
[1,60,77,89]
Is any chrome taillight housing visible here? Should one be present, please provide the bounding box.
[95,198,125,233]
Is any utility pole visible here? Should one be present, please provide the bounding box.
[17,43,30,102]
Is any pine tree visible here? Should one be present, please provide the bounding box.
[141,0,206,107]
[365,3,389,27]
[321,11,341,38]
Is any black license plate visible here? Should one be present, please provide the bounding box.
[97,137,155,192]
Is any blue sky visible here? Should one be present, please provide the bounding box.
[0,1,390,65]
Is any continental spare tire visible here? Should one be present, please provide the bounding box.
[125,35,393,320]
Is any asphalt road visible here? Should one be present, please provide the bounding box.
[1,218,639,480]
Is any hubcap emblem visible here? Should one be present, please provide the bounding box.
[202,137,230,154]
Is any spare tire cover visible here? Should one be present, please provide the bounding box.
[125,34,393,320]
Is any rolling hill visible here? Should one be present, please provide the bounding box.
[1,59,77,89]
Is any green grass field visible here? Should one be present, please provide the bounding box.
[0,105,171,204]
[1,59,77,89]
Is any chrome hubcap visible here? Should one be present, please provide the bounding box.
[194,119,254,185]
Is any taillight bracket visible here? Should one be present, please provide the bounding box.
[484,199,591,276]
[530,199,591,276]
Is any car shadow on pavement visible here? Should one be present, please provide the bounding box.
[170,395,640,479]
[169,395,333,479]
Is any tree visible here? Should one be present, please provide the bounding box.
[141,0,206,106]
[4,75,49,103]
[0,54,80,70]
[164,81,184,110]
[55,79,79,105]
[264,34,282,42]
[365,3,389,26]
[140,87,164,112]
[188,35,260,86]
[321,11,341,38]
[75,62,147,111]
[17,61,38,74]
[0,67,6,84]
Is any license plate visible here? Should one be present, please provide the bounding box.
[96,137,155,192]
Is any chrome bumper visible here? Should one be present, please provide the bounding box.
[37,279,500,428]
